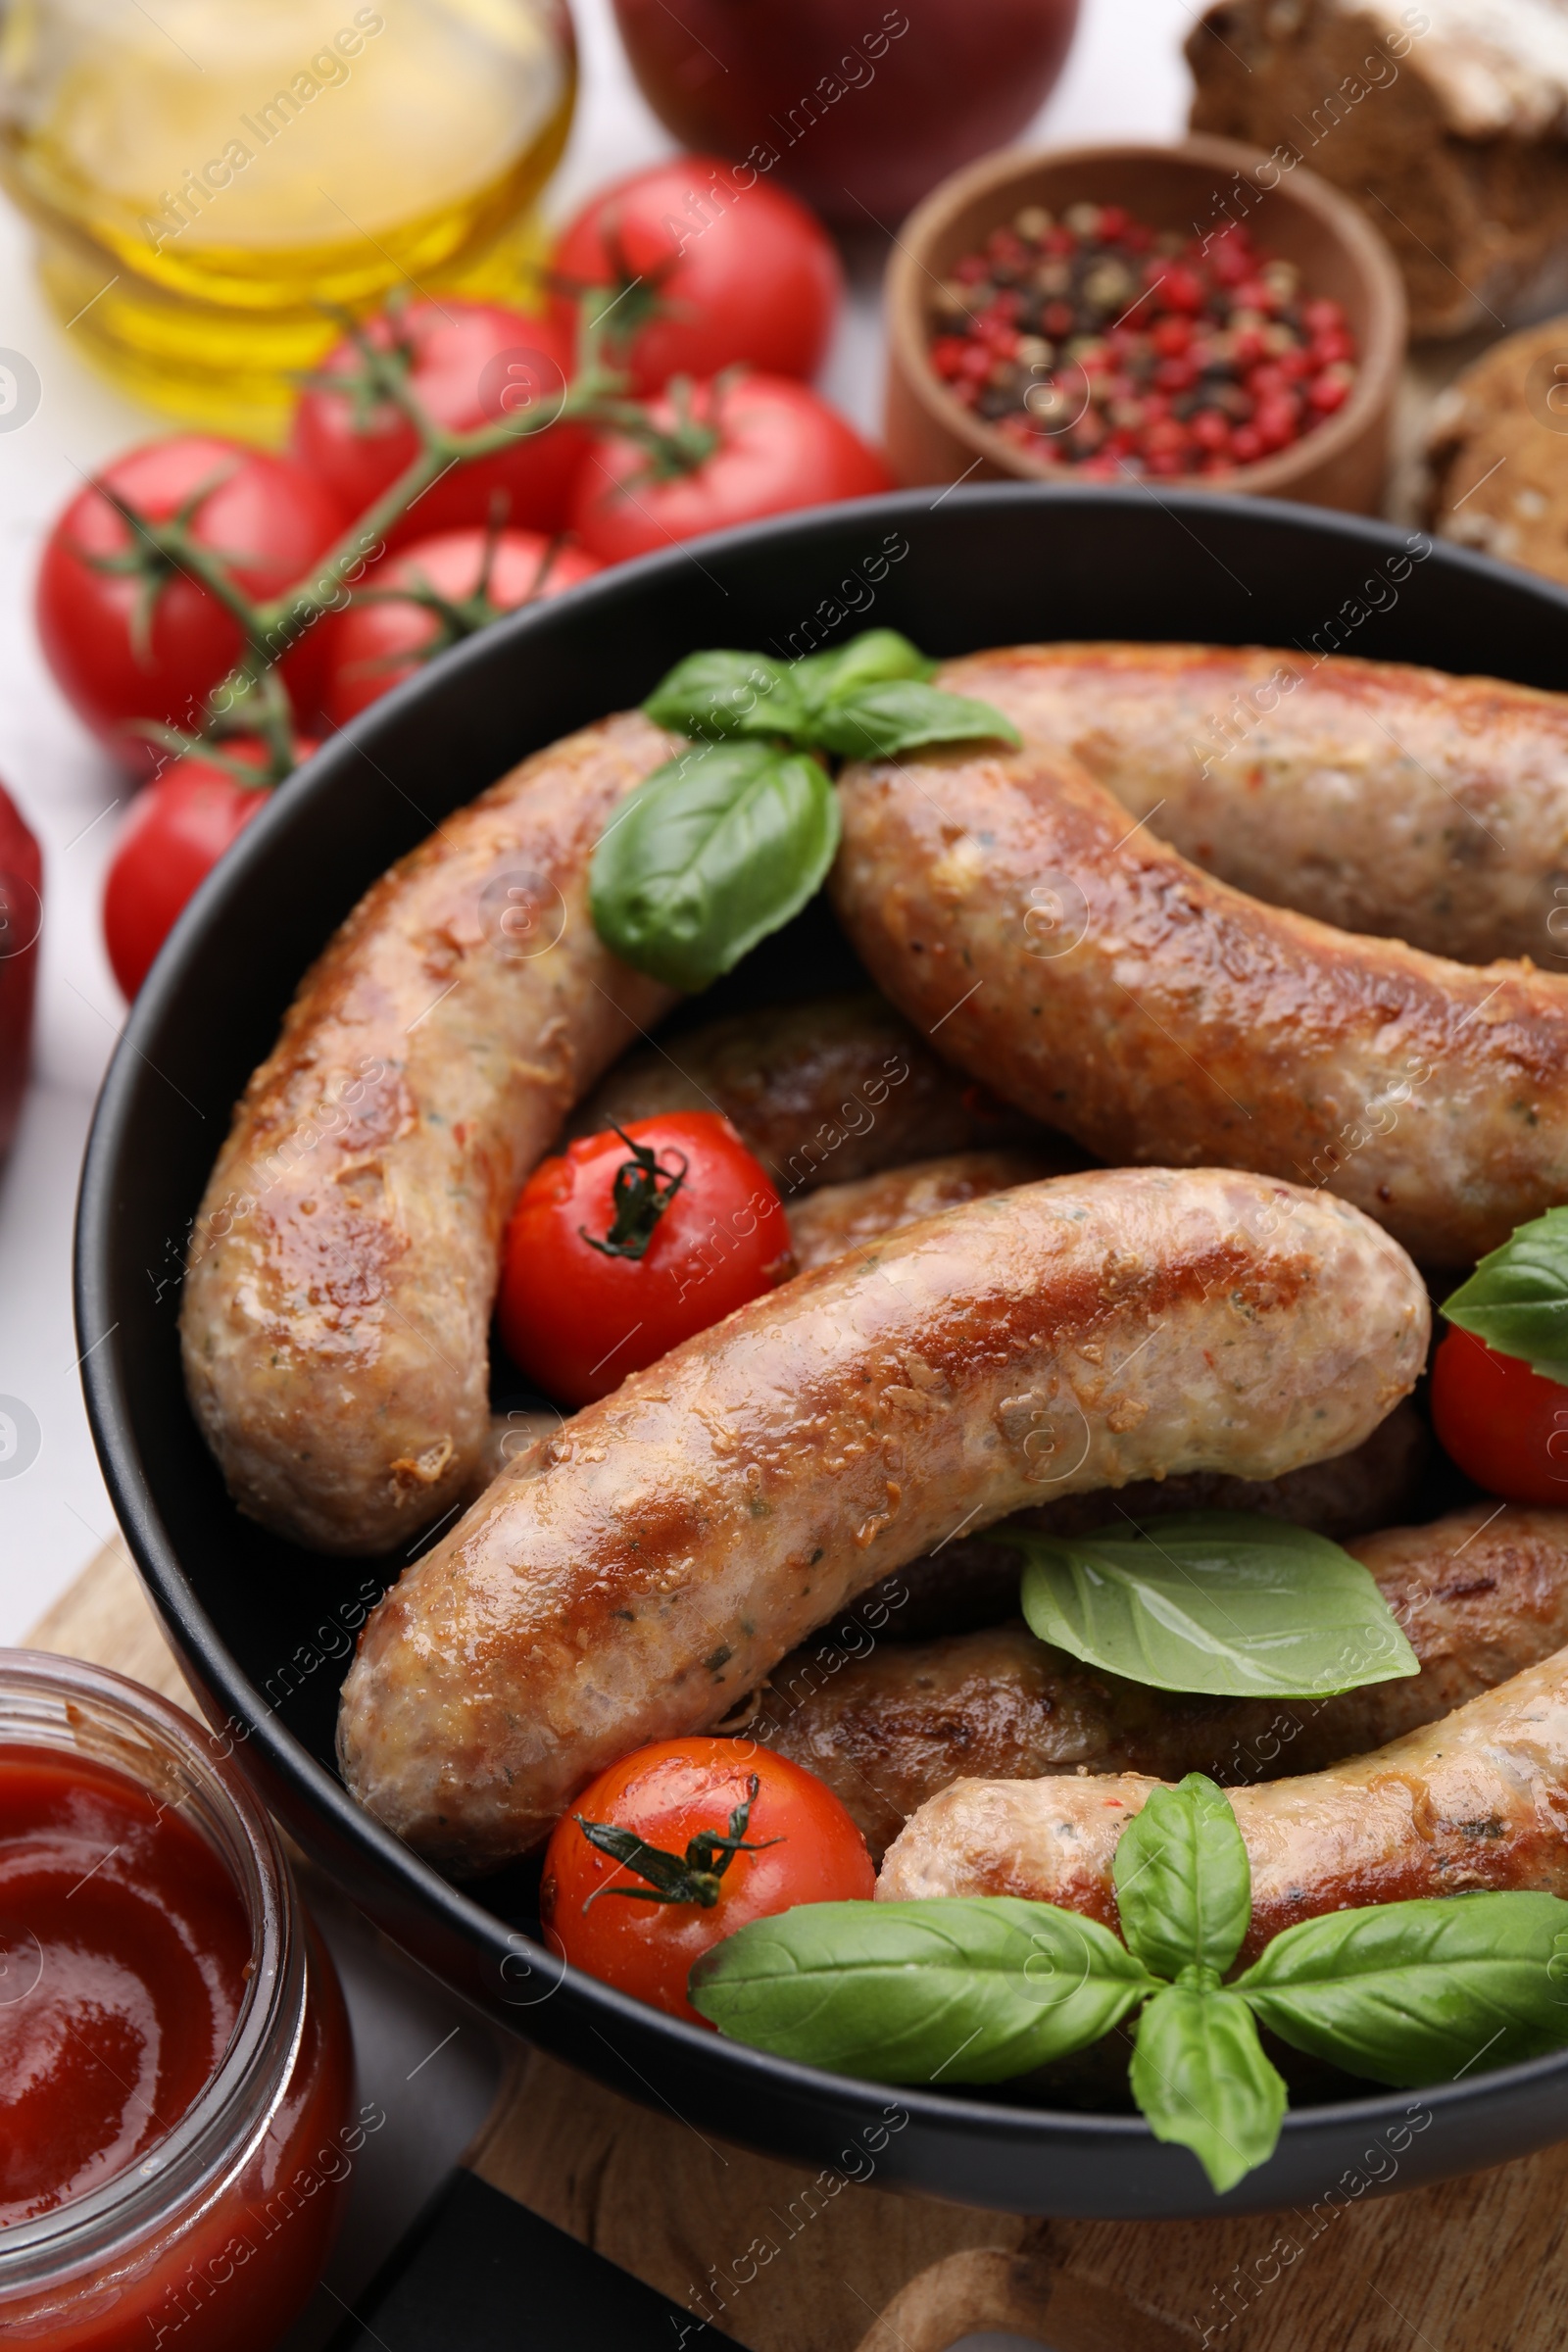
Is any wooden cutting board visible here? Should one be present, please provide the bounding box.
[28,1542,1568,2352]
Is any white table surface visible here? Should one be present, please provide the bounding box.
[0,0,1195,1642]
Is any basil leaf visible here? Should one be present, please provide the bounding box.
[1442,1206,1568,1385]
[642,650,807,742]
[1130,1985,1287,2195]
[590,742,840,993]
[810,681,1023,760]
[1235,1892,1568,2087]
[792,629,935,709]
[688,1896,1158,2084]
[1000,1510,1420,1698]
[1113,1774,1251,1983]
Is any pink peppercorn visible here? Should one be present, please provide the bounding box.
[926,199,1357,475]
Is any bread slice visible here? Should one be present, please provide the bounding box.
[1188,0,1568,336]
[1424,313,1568,580]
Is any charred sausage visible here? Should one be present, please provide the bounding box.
[987,644,1568,966]
[762,1503,1568,1854]
[180,712,678,1557]
[564,990,1039,1194]
[831,654,1568,1263]
[336,1166,1427,1871]
[878,1636,1568,1961]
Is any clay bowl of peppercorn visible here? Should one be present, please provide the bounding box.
[884,135,1406,510]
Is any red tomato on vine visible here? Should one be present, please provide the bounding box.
[291,299,589,545]
[550,158,842,395]
[36,438,344,774]
[318,525,601,726]
[102,737,313,999]
[568,372,893,563]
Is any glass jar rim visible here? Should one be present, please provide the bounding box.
[0,1648,299,2287]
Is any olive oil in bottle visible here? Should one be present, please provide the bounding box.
[0,0,575,439]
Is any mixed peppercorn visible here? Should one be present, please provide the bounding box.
[927,202,1359,477]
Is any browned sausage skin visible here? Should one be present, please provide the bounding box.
[180,712,677,1558]
[849,1396,1433,1642]
[761,1504,1568,1855]
[991,644,1568,966]
[565,990,1039,1193]
[831,654,1568,1263]
[337,1166,1426,1871]
[878,1638,1568,1961]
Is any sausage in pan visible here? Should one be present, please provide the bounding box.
[987,643,1568,966]
[762,1503,1568,1854]
[877,1638,1568,1962]
[831,654,1568,1263]
[180,711,678,1557]
[336,1165,1427,1871]
[565,990,1039,1194]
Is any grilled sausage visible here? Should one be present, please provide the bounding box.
[831,653,1568,1263]
[466,1152,1072,1494]
[846,1397,1435,1642]
[785,1148,1079,1272]
[988,644,1568,967]
[564,990,1038,1194]
[763,1504,1568,1855]
[180,711,678,1557]
[878,1637,1568,1962]
[337,1166,1427,1871]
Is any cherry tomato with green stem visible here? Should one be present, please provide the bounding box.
[290,300,589,545]
[318,523,601,727]
[36,437,345,774]
[568,371,893,563]
[102,735,316,1000]
[550,158,842,395]
[1430,1322,1568,1505]
[541,1738,875,2024]
[497,1111,793,1405]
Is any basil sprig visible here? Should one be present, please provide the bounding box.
[1442,1205,1568,1384]
[589,741,839,994]
[689,1773,1568,2196]
[995,1510,1419,1698]
[591,630,1019,991]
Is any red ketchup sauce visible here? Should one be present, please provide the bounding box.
[0,1661,354,2352]
[0,1743,250,2227]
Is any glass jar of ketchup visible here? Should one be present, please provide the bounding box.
[0,1653,353,2349]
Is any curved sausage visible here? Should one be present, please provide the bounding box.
[831,654,1568,1264]
[565,990,1038,1194]
[336,1166,1427,1871]
[180,711,678,1558]
[465,1152,1071,1497]
[763,1504,1568,1855]
[846,1396,1434,1642]
[878,1638,1568,1962]
[785,1148,1079,1272]
[987,644,1568,966]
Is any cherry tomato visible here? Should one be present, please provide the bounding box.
[318,526,602,728]
[290,300,588,547]
[542,1738,875,2024]
[102,737,315,1000]
[36,438,344,775]
[568,372,893,564]
[1431,1322,1568,1504]
[498,1111,792,1405]
[551,159,842,396]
